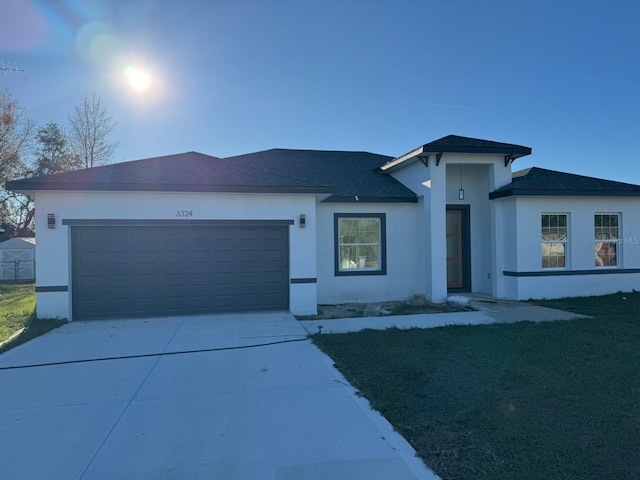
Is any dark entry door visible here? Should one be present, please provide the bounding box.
[446,206,471,291]
[71,224,290,320]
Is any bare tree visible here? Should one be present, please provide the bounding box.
[68,92,118,168]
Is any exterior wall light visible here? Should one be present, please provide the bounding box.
[299,214,306,228]
[47,213,56,229]
[458,165,465,200]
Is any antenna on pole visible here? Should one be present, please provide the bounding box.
[1,60,25,78]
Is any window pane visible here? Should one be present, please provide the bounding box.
[595,227,604,240]
[594,214,620,267]
[542,214,567,241]
[361,245,380,269]
[542,243,565,268]
[338,217,382,272]
[610,227,619,239]
[340,218,380,244]
[542,215,549,228]
[339,246,357,270]
[595,241,617,267]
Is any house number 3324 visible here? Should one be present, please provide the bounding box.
[176,210,193,217]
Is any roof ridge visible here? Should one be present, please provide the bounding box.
[226,148,392,158]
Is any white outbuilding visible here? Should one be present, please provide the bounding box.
[0,237,35,281]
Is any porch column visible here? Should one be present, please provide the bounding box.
[424,162,448,302]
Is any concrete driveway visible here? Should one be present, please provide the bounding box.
[0,312,437,480]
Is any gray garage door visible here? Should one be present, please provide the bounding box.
[71,223,290,320]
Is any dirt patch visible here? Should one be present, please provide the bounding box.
[296,295,473,320]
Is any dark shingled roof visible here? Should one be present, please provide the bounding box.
[382,135,532,171]
[6,149,418,202]
[224,149,417,202]
[6,152,331,194]
[490,167,640,199]
[421,135,532,157]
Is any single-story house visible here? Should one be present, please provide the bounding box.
[0,237,35,281]
[7,135,640,321]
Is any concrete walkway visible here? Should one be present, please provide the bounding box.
[300,298,589,335]
[0,312,438,480]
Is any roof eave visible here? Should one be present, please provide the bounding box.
[381,144,532,173]
[5,182,332,195]
[423,145,531,157]
[380,146,426,172]
[321,195,418,203]
[490,189,640,199]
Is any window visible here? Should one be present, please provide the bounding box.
[541,214,567,268]
[334,213,386,275]
[594,213,619,267]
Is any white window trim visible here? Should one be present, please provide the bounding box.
[541,213,569,270]
[594,212,620,269]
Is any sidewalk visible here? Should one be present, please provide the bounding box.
[299,297,589,335]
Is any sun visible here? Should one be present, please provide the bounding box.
[123,65,151,92]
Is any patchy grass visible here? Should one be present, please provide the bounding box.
[386,301,470,316]
[0,284,67,355]
[0,284,36,342]
[312,291,640,480]
[296,296,471,320]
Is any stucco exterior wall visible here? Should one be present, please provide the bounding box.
[34,190,319,319]
[445,163,493,294]
[498,196,640,299]
[315,201,424,304]
[389,154,513,300]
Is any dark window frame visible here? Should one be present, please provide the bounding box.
[334,213,387,276]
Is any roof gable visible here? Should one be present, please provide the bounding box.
[490,167,640,199]
[382,135,532,171]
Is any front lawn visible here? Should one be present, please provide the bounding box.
[0,283,36,342]
[0,284,67,354]
[312,291,640,480]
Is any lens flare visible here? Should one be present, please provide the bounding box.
[123,66,151,92]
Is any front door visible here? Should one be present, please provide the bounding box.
[446,206,471,292]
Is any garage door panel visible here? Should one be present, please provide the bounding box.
[237,227,260,240]
[264,271,286,284]
[264,250,285,262]
[213,249,236,261]
[238,249,260,262]
[72,224,289,320]
[238,272,260,284]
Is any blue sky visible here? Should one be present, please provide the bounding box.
[2,0,639,183]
